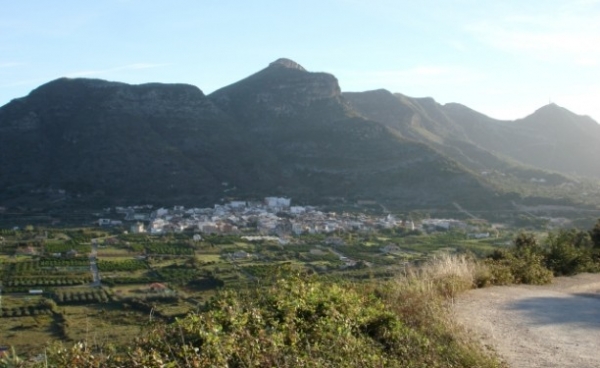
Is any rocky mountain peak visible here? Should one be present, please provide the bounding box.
[209,59,341,118]
[268,58,306,71]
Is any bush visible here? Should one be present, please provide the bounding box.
[545,230,598,276]
[485,246,553,285]
[485,260,514,285]
[512,251,554,284]
[591,219,600,248]
[486,229,600,283]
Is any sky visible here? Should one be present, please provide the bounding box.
[1,0,599,122]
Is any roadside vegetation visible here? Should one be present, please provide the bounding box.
[482,220,600,285]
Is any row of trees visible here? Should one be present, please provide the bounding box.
[0,299,56,318]
[53,289,113,304]
[4,277,91,287]
[40,258,89,267]
[97,260,147,272]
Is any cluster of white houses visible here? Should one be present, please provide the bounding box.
[98,197,491,238]
[99,197,417,236]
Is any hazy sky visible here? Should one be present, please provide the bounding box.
[1,0,599,122]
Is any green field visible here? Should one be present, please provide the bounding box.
[0,224,521,356]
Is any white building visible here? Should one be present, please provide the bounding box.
[98,219,111,226]
[290,206,306,214]
[130,222,146,234]
[155,208,169,217]
[229,201,247,209]
[265,197,291,209]
[149,219,167,234]
[292,222,305,235]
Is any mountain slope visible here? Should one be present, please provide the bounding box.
[344,90,600,183]
[0,59,498,210]
[208,59,496,208]
[441,102,600,179]
[0,78,239,205]
[485,104,600,178]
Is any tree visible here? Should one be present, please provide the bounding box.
[545,230,590,276]
[591,219,600,249]
[514,232,538,250]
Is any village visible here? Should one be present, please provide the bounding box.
[0,198,526,356]
[99,196,495,239]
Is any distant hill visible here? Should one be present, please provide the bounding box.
[0,59,498,210]
[345,90,600,180]
[487,104,600,178]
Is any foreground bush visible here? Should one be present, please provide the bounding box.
[1,262,504,368]
[544,230,599,276]
[485,247,553,285]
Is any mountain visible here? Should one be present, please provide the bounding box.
[0,59,497,210]
[343,90,518,175]
[0,78,243,206]
[486,104,600,178]
[345,90,600,180]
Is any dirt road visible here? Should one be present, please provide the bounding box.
[453,274,600,368]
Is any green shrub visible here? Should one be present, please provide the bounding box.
[591,219,600,248]
[485,260,515,285]
[485,246,553,285]
[545,230,598,276]
[513,251,553,284]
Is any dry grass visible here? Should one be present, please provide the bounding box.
[374,254,503,367]
[379,255,478,337]
[401,253,479,299]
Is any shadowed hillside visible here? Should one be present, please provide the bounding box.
[0,59,497,210]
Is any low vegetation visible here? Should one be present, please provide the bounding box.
[483,225,600,285]
[2,221,600,367]
[1,258,505,368]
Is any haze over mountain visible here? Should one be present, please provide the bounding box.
[0,58,598,211]
[344,90,600,180]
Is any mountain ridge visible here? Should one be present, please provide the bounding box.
[345,88,600,179]
[0,58,598,212]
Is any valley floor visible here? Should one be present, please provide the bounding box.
[453,273,600,368]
